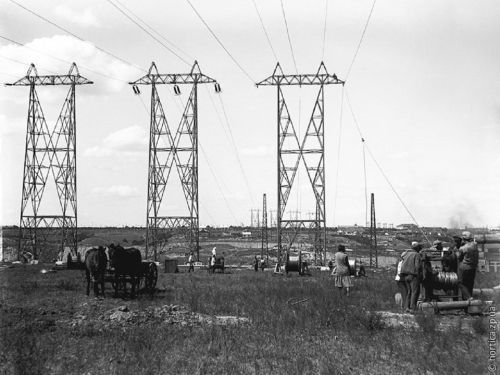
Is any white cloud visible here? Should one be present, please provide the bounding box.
[83,125,148,158]
[91,185,139,197]
[53,5,100,28]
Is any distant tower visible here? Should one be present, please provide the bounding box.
[261,194,268,261]
[370,193,378,268]
[7,63,93,261]
[130,62,219,261]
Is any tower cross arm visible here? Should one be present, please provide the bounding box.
[256,73,344,87]
[129,73,216,85]
[6,75,93,86]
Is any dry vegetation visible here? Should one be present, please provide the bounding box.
[0,263,498,375]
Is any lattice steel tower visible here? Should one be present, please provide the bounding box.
[370,193,378,268]
[130,62,219,261]
[6,63,93,261]
[257,62,344,265]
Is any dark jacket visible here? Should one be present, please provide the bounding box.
[400,249,422,277]
[458,241,479,270]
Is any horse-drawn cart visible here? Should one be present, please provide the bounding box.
[106,260,158,296]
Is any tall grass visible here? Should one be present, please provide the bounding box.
[0,265,494,374]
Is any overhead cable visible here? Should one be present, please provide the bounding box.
[279,0,298,75]
[186,0,255,84]
[345,0,377,82]
[321,0,330,61]
[107,0,191,66]
[0,55,60,75]
[344,88,430,244]
[10,0,146,73]
[251,0,278,62]
[0,35,127,83]
[112,0,195,64]
[332,86,345,227]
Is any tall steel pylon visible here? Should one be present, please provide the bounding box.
[129,62,219,261]
[257,62,344,265]
[261,194,268,262]
[6,63,93,261]
[370,193,378,268]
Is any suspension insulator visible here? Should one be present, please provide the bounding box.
[173,85,181,96]
[214,82,222,93]
[132,85,141,95]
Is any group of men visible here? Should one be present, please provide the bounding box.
[396,231,479,313]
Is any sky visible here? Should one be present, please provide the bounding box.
[1,0,499,229]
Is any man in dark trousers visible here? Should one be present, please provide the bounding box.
[457,231,478,300]
[400,242,423,312]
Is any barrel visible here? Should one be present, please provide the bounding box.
[164,259,179,273]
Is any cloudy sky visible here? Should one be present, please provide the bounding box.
[1,0,499,229]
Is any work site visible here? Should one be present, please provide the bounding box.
[1,1,499,374]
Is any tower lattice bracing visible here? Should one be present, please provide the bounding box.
[6,63,93,261]
[257,62,344,265]
[370,193,378,268]
[261,194,268,262]
[130,62,218,261]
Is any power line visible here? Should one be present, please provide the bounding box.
[251,0,278,62]
[106,0,191,66]
[10,0,146,73]
[332,86,344,227]
[186,0,255,84]
[0,35,127,83]
[321,0,330,61]
[112,0,195,64]
[345,0,377,82]
[279,0,298,75]
[0,55,60,75]
[344,88,429,243]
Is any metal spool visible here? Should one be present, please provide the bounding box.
[285,251,302,274]
[433,272,458,291]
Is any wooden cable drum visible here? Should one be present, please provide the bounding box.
[285,251,302,274]
[348,259,357,276]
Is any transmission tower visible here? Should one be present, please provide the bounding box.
[6,63,92,261]
[370,193,378,268]
[130,61,219,261]
[257,62,344,265]
[261,194,268,262]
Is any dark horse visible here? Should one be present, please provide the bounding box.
[84,247,108,298]
[108,243,142,298]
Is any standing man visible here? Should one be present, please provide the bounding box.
[334,245,353,296]
[457,231,478,301]
[188,253,194,273]
[400,242,423,312]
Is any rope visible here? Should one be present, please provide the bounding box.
[345,0,377,82]
[186,0,255,84]
[251,0,278,62]
[279,0,298,75]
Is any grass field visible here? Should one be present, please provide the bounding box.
[0,263,498,375]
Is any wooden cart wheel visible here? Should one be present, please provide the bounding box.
[144,262,158,291]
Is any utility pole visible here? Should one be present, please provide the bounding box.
[370,193,378,269]
[257,62,344,264]
[7,63,92,261]
[261,194,268,262]
[130,61,219,261]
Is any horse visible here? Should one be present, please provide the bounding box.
[107,243,142,298]
[84,247,108,298]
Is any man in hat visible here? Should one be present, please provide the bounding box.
[420,240,441,302]
[441,238,458,273]
[400,242,423,312]
[457,231,478,300]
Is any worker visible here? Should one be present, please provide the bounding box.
[421,241,439,302]
[253,255,259,272]
[400,242,423,312]
[395,256,407,310]
[441,238,458,273]
[457,231,478,301]
[334,245,353,296]
[188,253,194,273]
[212,246,217,258]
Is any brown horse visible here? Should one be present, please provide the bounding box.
[84,247,108,298]
[108,244,142,298]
